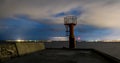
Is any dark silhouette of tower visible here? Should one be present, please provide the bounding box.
[64,16,77,48]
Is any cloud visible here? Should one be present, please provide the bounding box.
[77,0,120,28]
[1,0,120,28]
[0,0,78,18]
[75,24,112,40]
[1,0,120,40]
[0,17,66,40]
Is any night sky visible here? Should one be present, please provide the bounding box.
[1,0,120,40]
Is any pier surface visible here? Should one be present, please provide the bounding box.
[4,49,113,63]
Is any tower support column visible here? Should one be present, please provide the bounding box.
[69,24,76,48]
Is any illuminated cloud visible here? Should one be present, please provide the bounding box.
[1,0,120,40]
[0,0,120,27]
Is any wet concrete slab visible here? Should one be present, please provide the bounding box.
[3,49,114,63]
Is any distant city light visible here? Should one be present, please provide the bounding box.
[16,39,24,42]
[49,37,68,41]
[77,37,80,41]
[16,40,22,42]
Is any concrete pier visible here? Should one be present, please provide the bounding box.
[3,49,116,63]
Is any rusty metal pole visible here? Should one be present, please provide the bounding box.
[69,24,76,48]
